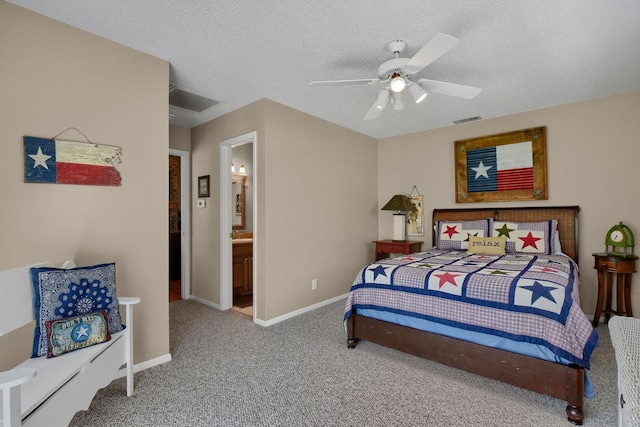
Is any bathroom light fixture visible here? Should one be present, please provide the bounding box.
[390,74,406,93]
[409,84,428,103]
[381,194,418,241]
[231,163,236,173]
[238,164,247,175]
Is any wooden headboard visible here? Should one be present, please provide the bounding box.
[432,206,580,263]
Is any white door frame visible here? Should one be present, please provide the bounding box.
[169,148,191,299]
[220,132,257,314]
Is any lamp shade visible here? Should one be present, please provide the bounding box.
[381,194,417,212]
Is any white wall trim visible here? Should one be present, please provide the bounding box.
[115,353,172,378]
[169,148,191,300]
[254,294,349,327]
[220,132,257,312]
[190,294,222,310]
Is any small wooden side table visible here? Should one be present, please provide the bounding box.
[592,252,638,327]
[373,240,422,262]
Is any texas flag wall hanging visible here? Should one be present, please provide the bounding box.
[466,141,533,193]
[24,136,122,186]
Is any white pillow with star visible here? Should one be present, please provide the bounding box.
[492,220,557,255]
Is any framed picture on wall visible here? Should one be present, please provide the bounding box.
[198,175,210,198]
[454,127,547,203]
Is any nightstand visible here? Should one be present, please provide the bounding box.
[373,240,422,262]
[592,252,638,327]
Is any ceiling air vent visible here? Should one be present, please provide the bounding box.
[169,84,219,113]
[453,116,482,125]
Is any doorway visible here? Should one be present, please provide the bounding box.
[169,149,191,301]
[220,132,256,317]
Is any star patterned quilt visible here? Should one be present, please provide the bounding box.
[344,249,598,368]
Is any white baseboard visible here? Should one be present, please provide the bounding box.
[184,292,348,326]
[254,293,349,327]
[115,353,172,379]
[189,295,221,310]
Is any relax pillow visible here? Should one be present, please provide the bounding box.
[30,262,124,358]
[435,219,493,250]
[45,310,111,358]
[492,220,557,255]
[467,235,506,255]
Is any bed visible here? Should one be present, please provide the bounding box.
[345,206,598,425]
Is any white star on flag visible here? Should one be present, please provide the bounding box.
[28,146,51,169]
[471,161,492,179]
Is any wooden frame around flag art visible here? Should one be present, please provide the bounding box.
[454,127,547,203]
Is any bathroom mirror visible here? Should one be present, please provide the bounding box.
[231,173,246,230]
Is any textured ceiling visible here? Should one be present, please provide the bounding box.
[8,0,640,139]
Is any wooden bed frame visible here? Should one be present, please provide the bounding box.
[346,206,586,425]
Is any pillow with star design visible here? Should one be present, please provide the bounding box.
[45,310,111,358]
[435,219,493,250]
[30,262,124,358]
[492,220,557,255]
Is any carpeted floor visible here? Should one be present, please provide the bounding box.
[70,299,618,426]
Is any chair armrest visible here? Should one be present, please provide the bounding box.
[0,367,36,390]
[118,297,141,306]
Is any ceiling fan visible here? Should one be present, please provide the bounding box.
[310,34,482,120]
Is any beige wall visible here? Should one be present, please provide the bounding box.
[191,99,378,321]
[378,91,640,317]
[0,2,170,369]
[170,124,191,151]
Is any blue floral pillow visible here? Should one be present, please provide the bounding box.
[30,262,124,358]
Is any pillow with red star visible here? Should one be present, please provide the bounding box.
[492,220,557,255]
[435,219,493,250]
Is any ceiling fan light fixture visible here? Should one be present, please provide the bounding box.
[375,89,390,109]
[391,92,404,110]
[409,84,428,103]
[390,74,406,93]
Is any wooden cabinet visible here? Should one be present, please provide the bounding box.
[233,241,253,296]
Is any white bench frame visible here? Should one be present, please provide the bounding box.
[0,262,139,427]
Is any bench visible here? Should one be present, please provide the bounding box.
[609,316,640,427]
[0,262,140,427]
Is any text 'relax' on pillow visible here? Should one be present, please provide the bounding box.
[30,262,123,358]
[45,310,111,358]
[466,235,507,255]
[435,219,493,251]
[492,220,557,255]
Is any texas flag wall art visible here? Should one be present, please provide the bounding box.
[455,127,547,203]
[466,141,533,193]
[24,136,122,186]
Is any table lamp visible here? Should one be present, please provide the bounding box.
[381,195,417,241]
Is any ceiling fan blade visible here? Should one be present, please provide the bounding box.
[309,78,380,86]
[417,79,482,99]
[363,90,389,120]
[404,33,459,74]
